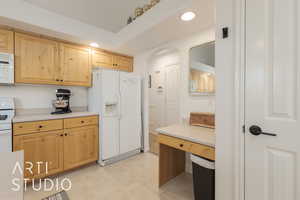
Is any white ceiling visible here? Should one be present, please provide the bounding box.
[24,0,150,33]
[118,0,215,53]
[1,0,215,55]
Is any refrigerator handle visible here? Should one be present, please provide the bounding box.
[118,92,122,119]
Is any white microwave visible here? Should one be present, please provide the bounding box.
[0,53,14,84]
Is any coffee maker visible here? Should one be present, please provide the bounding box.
[51,89,72,114]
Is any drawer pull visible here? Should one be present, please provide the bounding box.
[60,134,64,137]
[81,121,84,123]
[179,144,184,147]
[65,133,68,136]
[39,125,43,128]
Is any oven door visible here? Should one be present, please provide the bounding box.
[0,129,12,152]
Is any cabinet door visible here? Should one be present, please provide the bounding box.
[63,126,98,170]
[15,33,60,85]
[0,29,14,53]
[92,50,114,69]
[13,130,64,179]
[60,43,91,86]
[115,55,133,72]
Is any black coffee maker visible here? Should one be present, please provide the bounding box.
[51,89,72,115]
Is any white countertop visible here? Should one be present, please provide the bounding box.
[13,111,99,123]
[156,124,215,147]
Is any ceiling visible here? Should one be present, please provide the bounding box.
[1,0,215,55]
[24,0,150,33]
[118,0,215,53]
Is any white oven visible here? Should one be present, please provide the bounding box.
[0,53,14,84]
[0,97,15,152]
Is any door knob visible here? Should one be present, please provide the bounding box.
[249,125,277,137]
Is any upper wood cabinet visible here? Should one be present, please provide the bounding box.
[114,55,133,72]
[0,29,14,53]
[60,43,91,87]
[15,33,60,85]
[92,50,114,69]
[92,49,134,72]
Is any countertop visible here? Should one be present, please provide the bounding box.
[156,124,215,147]
[13,111,99,123]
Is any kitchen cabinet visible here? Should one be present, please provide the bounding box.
[0,29,14,53]
[114,55,133,72]
[13,130,64,179]
[92,50,114,69]
[92,49,134,72]
[13,115,99,179]
[63,126,98,170]
[60,43,91,87]
[15,33,60,85]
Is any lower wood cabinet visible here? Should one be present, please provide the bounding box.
[13,116,99,179]
[64,126,98,170]
[13,130,64,179]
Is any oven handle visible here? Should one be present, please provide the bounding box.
[0,130,11,135]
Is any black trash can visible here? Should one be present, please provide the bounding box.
[191,154,215,200]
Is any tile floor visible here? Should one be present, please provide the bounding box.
[24,153,194,200]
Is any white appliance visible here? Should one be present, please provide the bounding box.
[88,69,142,165]
[0,53,14,84]
[0,97,15,152]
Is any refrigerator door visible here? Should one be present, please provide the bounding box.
[89,69,121,161]
[102,117,120,160]
[101,70,120,117]
[119,72,142,154]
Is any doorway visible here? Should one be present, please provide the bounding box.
[148,64,180,154]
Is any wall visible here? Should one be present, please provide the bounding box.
[133,27,215,151]
[0,84,88,112]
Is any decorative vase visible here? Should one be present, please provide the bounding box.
[135,7,144,18]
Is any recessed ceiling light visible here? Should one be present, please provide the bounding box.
[181,12,196,21]
[90,42,99,48]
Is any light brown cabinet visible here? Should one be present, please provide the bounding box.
[92,49,133,72]
[64,126,98,170]
[13,130,64,179]
[15,33,60,85]
[13,116,99,179]
[114,55,133,72]
[14,32,91,87]
[1,27,134,86]
[92,50,114,69]
[60,43,91,87]
[0,29,14,53]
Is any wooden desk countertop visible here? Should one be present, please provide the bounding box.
[156,124,215,148]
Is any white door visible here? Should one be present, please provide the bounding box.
[245,0,300,199]
[165,64,180,125]
[119,73,142,154]
[149,68,165,132]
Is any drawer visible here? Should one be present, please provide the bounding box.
[158,134,192,152]
[64,116,98,129]
[13,119,63,136]
[190,143,215,160]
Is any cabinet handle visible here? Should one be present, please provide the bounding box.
[65,133,68,136]
[81,121,84,124]
[39,125,43,128]
[60,134,64,137]
[56,79,60,82]
[179,144,184,147]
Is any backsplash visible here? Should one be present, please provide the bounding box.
[0,84,88,110]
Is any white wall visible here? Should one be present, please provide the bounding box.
[0,84,88,110]
[134,27,215,151]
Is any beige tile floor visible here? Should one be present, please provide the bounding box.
[24,153,194,200]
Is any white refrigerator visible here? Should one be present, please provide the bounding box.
[88,69,142,165]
